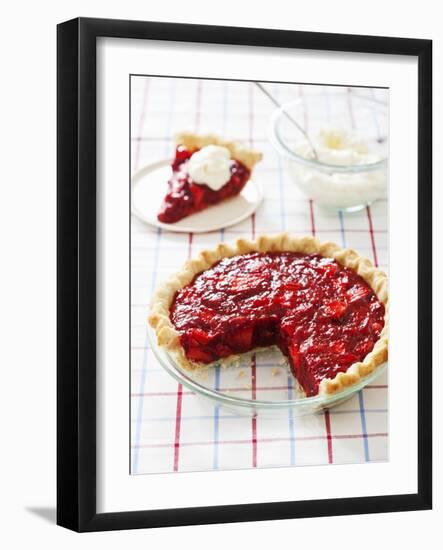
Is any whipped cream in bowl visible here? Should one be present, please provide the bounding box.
[187,145,233,191]
[270,95,388,212]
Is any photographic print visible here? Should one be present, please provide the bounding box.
[130,76,388,476]
[57,18,431,531]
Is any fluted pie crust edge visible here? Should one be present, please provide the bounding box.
[148,233,388,396]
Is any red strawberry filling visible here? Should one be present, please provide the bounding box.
[170,252,385,396]
[157,145,251,224]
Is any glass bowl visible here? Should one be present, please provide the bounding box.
[148,326,387,418]
[270,94,388,212]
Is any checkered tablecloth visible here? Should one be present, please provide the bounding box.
[130,76,388,475]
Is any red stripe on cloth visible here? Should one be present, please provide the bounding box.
[248,90,258,468]
[366,206,379,267]
[309,199,316,237]
[173,386,183,471]
[133,390,192,397]
[324,410,333,464]
[133,384,304,397]
[187,232,193,258]
[131,226,387,238]
[248,82,254,148]
[251,354,257,468]
[309,201,333,463]
[249,85,257,242]
[133,432,388,449]
[132,383,387,397]
[173,233,194,471]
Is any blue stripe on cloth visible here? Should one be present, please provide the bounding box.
[212,224,225,469]
[287,377,296,465]
[131,408,387,423]
[131,352,148,474]
[339,210,370,462]
[338,210,347,247]
[213,365,221,470]
[132,227,162,473]
[132,79,175,473]
[274,84,295,465]
[370,88,382,138]
[358,391,370,461]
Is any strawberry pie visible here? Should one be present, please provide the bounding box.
[149,234,388,396]
[157,132,262,224]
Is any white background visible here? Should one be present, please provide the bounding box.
[0,0,439,548]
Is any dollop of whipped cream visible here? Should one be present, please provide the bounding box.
[187,145,233,191]
[297,128,381,166]
[290,128,386,210]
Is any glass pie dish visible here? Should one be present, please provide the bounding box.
[148,325,387,417]
[270,94,388,212]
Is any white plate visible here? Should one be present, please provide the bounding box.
[131,159,263,233]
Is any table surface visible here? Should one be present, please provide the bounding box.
[130,76,388,475]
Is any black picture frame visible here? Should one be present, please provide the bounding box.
[57,17,432,532]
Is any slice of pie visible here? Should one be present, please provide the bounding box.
[149,234,388,397]
[157,132,262,224]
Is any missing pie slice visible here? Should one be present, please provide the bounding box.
[157,132,262,224]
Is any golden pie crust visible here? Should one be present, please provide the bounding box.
[175,131,263,170]
[148,233,388,396]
